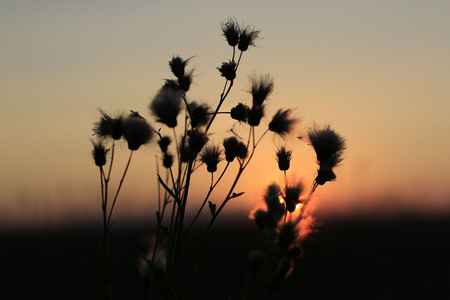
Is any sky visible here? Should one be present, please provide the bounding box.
[1,0,450,229]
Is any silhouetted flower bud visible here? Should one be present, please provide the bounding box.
[269,109,297,137]
[200,144,222,173]
[180,140,190,163]
[308,125,346,185]
[238,26,260,52]
[230,103,249,122]
[188,102,211,128]
[162,152,173,169]
[307,125,346,165]
[160,79,181,92]
[168,55,193,78]
[223,137,247,162]
[315,162,337,185]
[91,139,108,167]
[217,61,236,81]
[247,105,264,126]
[235,142,248,160]
[283,183,303,213]
[93,109,125,140]
[188,129,208,156]
[110,117,125,140]
[150,88,182,128]
[123,116,154,151]
[249,74,274,107]
[264,183,282,211]
[158,136,171,153]
[221,18,240,47]
[178,70,193,92]
[253,209,273,230]
[276,147,292,171]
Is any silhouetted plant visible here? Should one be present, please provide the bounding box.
[90,18,345,300]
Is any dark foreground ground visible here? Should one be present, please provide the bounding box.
[2,214,450,299]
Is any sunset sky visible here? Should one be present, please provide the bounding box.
[1,0,449,229]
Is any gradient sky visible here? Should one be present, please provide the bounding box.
[1,0,450,228]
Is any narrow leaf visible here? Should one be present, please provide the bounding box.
[157,174,180,204]
[208,201,216,216]
[230,192,244,199]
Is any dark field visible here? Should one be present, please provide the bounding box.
[2,215,450,299]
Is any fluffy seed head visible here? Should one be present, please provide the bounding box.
[269,109,297,137]
[217,60,237,81]
[91,139,108,167]
[238,25,260,52]
[93,109,125,140]
[179,139,190,163]
[283,183,303,213]
[168,55,193,78]
[230,103,249,123]
[158,136,171,153]
[276,147,292,171]
[315,162,337,185]
[177,70,194,92]
[264,183,284,220]
[162,152,174,169]
[188,101,211,128]
[188,129,209,156]
[223,136,247,162]
[247,105,265,126]
[249,74,274,107]
[221,18,240,47]
[123,116,154,151]
[160,79,181,91]
[307,125,346,165]
[200,144,223,173]
[150,88,183,128]
[252,209,278,230]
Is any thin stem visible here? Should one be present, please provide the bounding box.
[183,161,230,237]
[180,165,245,299]
[254,128,269,148]
[106,150,134,229]
[156,155,161,213]
[235,51,243,69]
[205,111,231,115]
[99,167,110,300]
[106,141,115,181]
[167,156,195,296]
[173,128,180,170]
[182,94,193,121]
[205,80,234,133]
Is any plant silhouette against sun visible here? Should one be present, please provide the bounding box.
[91,17,345,300]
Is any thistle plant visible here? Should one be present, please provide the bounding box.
[91,110,154,299]
[246,125,346,298]
[90,18,345,300]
